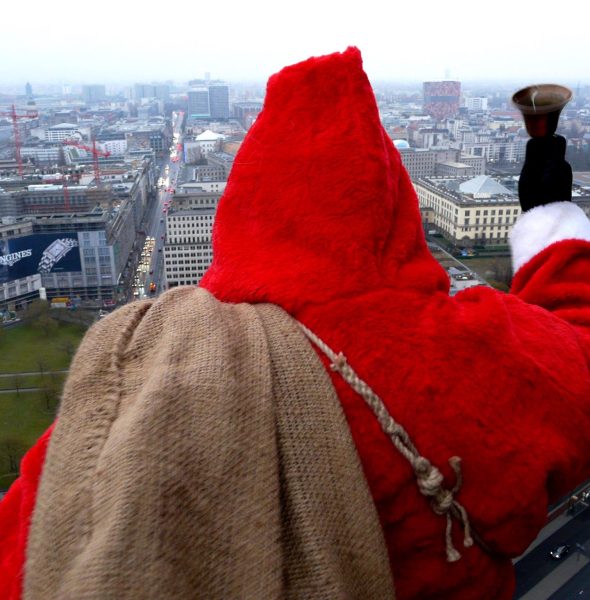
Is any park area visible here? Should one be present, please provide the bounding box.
[0,312,88,491]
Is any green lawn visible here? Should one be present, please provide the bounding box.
[0,320,87,490]
[0,321,86,373]
[0,391,56,489]
[0,373,67,391]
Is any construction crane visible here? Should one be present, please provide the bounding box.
[62,139,111,184]
[0,104,39,176]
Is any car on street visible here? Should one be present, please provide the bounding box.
[549,544,570,560]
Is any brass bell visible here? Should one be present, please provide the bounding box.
[512,84,572,138]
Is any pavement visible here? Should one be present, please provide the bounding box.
[515,508,590,598]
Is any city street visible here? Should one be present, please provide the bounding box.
[135,111,183,299]
[515,505,590,598]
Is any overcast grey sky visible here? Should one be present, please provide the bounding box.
[1,0,589,85]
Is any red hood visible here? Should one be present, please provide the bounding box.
[201,47,448,311]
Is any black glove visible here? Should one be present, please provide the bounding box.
[518,135,572,212]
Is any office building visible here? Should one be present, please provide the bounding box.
[187,83,230,120]
[163,192,220,287]
[188,88,210,119]
[423,81,461,122]
[45,123,81,143]
[82,85,107,104]
[208,84,230,119]
[465,97,488,111]
[133,84,170,101]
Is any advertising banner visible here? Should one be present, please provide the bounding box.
[0,233,81,284]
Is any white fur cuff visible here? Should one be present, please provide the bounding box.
[510,202,590,274]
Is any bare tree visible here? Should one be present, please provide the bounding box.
[26,298,50,321]
[41,379,61,413]
[61,340,76,360]
[2,438,26,475]
[13,375,21,398]
[33,314,58,337]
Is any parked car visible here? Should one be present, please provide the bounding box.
[549,544,570,560]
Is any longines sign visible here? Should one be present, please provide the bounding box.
[0,249,33,267]
[0,233,82,284]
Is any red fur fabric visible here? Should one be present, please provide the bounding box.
[0,424,53,600]
[202,47,590,598]
[4,48,590,600]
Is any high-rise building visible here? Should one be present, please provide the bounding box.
[134,84,170,101]
[188,87,210,118]
[187,83,230,120]
[465,97,488,111]
[208,84,230,119]
[423,81,461,122]
[25,82,33,98]
[82,84,107,104]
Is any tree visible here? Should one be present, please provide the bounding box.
[33,314,59,337]
[61,340,76,360]
[26,298,50,321]
[488,257,513,288]
[12,375,21,397]
[41,378,61,413]
[1,438,26,475]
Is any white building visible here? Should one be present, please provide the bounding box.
[179,181,227,194]
[164,208,216,287]
[45,123,82,143]
[465,97,489,111]
[194,130,225,156]
[461,139,526,163]
[20,146,62,165]
[415,175,521,246]
[100,139,127,156]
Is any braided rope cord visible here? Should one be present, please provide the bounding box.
[298,322,474,562]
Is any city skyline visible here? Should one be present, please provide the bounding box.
[1,0,589,85]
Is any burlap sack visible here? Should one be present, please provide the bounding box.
[24,287,395,599]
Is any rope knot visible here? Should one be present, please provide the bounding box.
[432,489,454,515]
[330,352,347,372]
[415,460,444,499]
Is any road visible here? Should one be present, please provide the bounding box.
[133,111,184,300]
[515,506,590,598]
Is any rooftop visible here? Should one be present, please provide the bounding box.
[459,175,513,196]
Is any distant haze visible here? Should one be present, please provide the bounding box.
[2,0,589,86]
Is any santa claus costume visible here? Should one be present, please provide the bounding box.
[3,47,590,600]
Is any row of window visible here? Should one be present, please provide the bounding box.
[170,215,215,221]
[465,208,519,217]
[464,217,516,225]
[167,237,210,244]
[167,263,210,272]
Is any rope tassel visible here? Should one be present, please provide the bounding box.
[298,326,475,563]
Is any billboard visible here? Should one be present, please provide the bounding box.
[0,233,81,284]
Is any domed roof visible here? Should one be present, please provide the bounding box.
[393,139,410,149]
